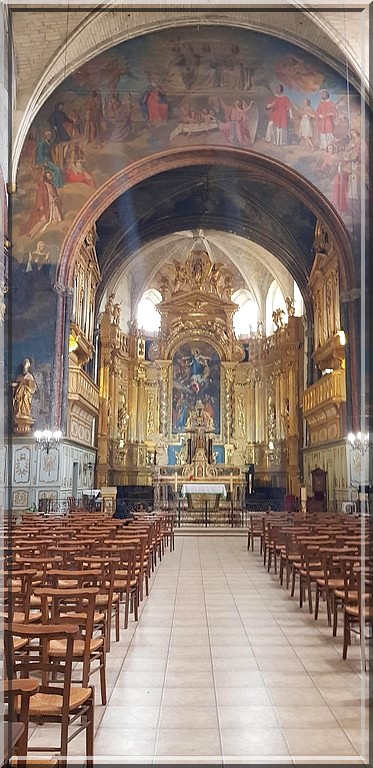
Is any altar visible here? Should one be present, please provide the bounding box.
[181,483,227,497]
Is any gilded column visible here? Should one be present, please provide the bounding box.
[224,365,236,443]
[128,363,138,442]
[156,362,171,436]
[136,364,146,443]
[247,378,255,443]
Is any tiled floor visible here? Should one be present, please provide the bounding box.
[28,536,369,764]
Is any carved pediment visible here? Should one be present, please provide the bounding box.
[151,239,240,361]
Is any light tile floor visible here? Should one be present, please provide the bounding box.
[28,536,369,765]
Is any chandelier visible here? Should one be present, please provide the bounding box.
[34,429,62,454]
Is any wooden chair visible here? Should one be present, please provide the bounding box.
[35,586,107,705]
[247,513,264,553]
[73,556,121,650]
[343,570,373,670]
[3,622,94,766]
[2,678,39,765]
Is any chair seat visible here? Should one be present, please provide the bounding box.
[93,593,119,606]
[113,579,137,589]
[61,610,105,623]
[345,604,373,619]
[300,569,323,578]
[17,686,92,716]
[49,637,104,656]
[13,638,28,651]
[316,578,344,588]
[30,595,52,607]
[9,758,59,767]
[57,579,78,589]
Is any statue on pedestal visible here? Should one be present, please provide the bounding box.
[11,358,37,433]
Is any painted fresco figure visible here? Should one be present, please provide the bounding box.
[106,91,132,142]
[297,99,316,149]
[63,143,96,188]
[315,90,337,150]
[23,170,62,238]
[266,85,294,146]
[47,101,75,169]
[84,90,104,148]
[25,240,51,278]
[140,84,169,122]
[33,129,64,188]
[12,358,37,419]
[219,99,258,147]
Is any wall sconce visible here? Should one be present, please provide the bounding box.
[348,432,369,455]
[34,429,62,454]
[83,461,93,473]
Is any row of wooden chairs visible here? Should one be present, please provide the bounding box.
[2,508,175,766]
[247,511,372,669]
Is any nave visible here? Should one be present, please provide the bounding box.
[26,536,368,765]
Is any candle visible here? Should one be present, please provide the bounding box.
[174,472,178,492]
[230,472,233,494]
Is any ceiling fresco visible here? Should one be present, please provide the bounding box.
[13,24,365,272]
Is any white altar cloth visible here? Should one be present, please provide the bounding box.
[181,483,227,498]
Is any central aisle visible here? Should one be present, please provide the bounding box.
[31,535,367,764]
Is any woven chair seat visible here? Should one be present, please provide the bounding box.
[1,610,42,624]
[49,637,103,656]
[17,686,92,716]
[92,593,119,606]
[61,610,105,623]
[113,579,137,589]
[345,604,373,619]
[9,758,58,767]
[316,578,344,588]
[30,595,52,607]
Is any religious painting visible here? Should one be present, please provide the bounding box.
[10,23,367,403]
[14,24,366,266]
[172,342,220,435]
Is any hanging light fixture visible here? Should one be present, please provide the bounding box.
[34,430,62,454]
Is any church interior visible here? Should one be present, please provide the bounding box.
[0,3,371,765]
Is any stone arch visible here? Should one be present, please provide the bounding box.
[57,145,355,294]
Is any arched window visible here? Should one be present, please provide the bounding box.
[136,288,162,333]
[232,289,259,338]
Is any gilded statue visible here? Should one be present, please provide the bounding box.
[12,358,37,419]
[117,399,129,439]
[285,297,295,317]
[313,220,330,255]
[272,308,285,328]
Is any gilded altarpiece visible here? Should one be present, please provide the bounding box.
[68,226,100,448]
[97,240,306,496]
[303,222,349,506]
[303,221,348,505]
